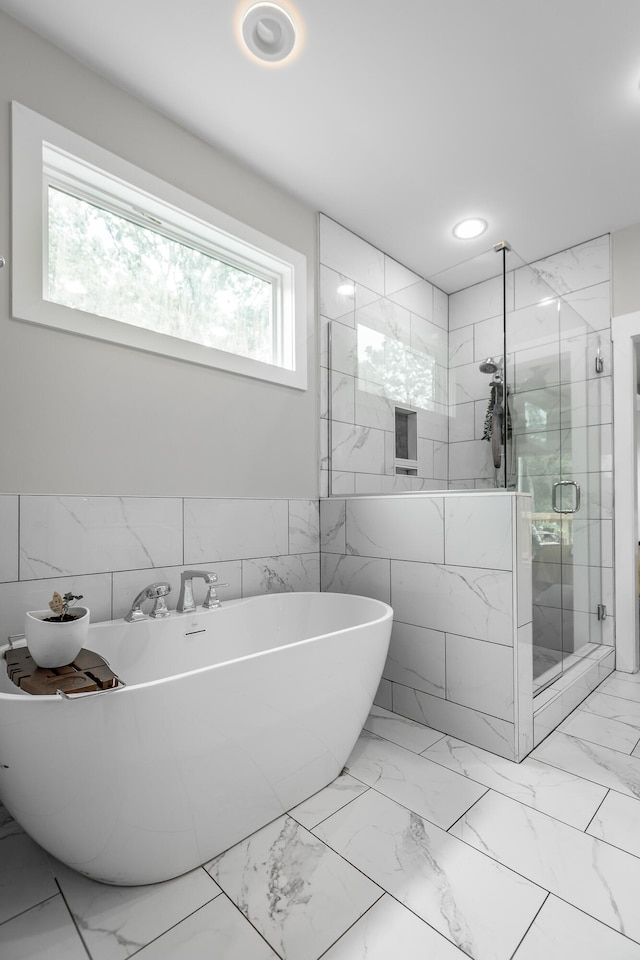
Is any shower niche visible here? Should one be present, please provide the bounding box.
[394,407,418,476]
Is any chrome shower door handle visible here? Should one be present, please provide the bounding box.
[552,480,581,514]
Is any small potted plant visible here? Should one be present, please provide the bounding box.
[25,591,90,668]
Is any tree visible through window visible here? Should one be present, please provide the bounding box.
[47,188,274,363]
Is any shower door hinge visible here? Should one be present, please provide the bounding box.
[597,603,607,621]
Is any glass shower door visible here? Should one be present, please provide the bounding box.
[506,258,605,694]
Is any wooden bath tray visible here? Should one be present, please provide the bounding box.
[5,647,121,696]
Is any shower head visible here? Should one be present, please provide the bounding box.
[479,357,501,374]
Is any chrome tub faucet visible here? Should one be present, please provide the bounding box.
[177,570,228,614]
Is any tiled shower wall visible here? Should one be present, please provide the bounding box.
[320,491,534,761]
[0,495,320,639]
[319,215,449,497]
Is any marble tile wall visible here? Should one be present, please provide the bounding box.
[319,215,449,497]
[0,495,320,639]
[320,491,534,761]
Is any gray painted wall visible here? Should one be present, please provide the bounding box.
[0,11,318,499]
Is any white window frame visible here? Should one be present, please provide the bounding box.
[11,102,307,389]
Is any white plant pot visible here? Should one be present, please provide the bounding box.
[24,606,90,668]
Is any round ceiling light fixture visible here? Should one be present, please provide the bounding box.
[241,3,297,63]
[452,218,488,240]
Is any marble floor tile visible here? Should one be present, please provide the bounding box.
[0,800,24,840]
[0,895,88,960]
[557,708,640,754]
[451,790,640,942]
[595,675,640,701]
[580,690,640,731]
[0,834,58,925]
[531,731,640,799]
[315,788,546,960]
[321,893,468,959]
[134,895,280,960]
[206,814,382,960]
[422,735,607,828]
[513,894,640,959]
[587,790,640,859]
[51,859,220,960]
[363,704,446,753]
[288,773,369,830]
[345,729,487,829]
[607,670,640,685]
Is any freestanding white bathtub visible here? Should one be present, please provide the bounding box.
[0,591,392,885]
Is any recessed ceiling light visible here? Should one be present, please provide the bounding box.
[452,218,488,240]
[241,3,297,62]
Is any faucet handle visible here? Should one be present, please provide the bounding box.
[202,582,229,609]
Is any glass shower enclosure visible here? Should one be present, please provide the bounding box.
[432,241,611,694]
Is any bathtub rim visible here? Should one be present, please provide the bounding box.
[0,591,393,703]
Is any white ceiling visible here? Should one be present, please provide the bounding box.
[2,0,640,285]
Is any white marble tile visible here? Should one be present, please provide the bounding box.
[384,256,423,297]
[363,704,445,753]
[320,264,356,324]
[608,670,640,684]
[433,285,448,330]
[184,498,288,564]
[512,894,640,960]
[52,858,219,960]
[329,371,355,424]
[315,789,545,960]
[394,684,516,760]
[354,380,395,431]
[288,500,320,555]
[561,281,612,334]
[319,498,346,554]
[0,572,112,638]
[331,421,386,475]
[449,275,504,329]
[446,633,515,722]
[321,553,390,603]
[288,773,369,830]
[448,440,494,482]
[597,674,640,701]
[320,216,385,295]
[356,296,412,346]
[242,553,320,595]
[345,496,444,563]
[422,736,606,828]
[451,789,640,943]
[0,834,58,924]
[391,559,513,646]
[387,280,434,323]
[0,895,88,960]
[444,495,512,570]
[207,814,382,960]
[580,692,640,733]
[330,320,358,377]
[345,729,487,828]
[0,494,18,582]
[451,360,496,404]
[322,893,466,960]
[531,732,640,800]
[474,314,504,362]
[558,708,640,754]
[515,235,610,307]
[20,496,183,579]
[449,325,474,368]
[374,677,393,710]
[587,790,640,859]
[330,472,356,496]
[383,620,446,698]
[134,894,279,960]
[449,402,475,443]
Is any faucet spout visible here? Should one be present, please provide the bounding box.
[177,570,219,614]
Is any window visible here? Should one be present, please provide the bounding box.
[12,103,307,389]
